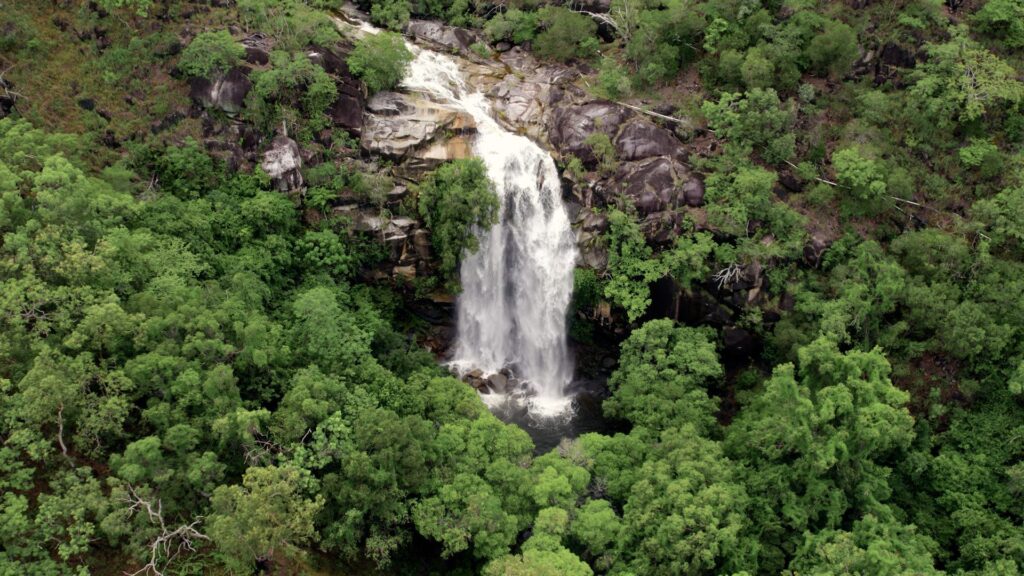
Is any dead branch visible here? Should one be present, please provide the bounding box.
[0,66,25,102]
[123,485,209,576]
[713,263,743,290]
[611,100,690,125]
[783,160,843,187]
[56,404,74,467]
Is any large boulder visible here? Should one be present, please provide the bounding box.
[189,66,252,115]
[607,157,697,216]
[406,20,478,53]
[487,51,579,142]
[613,120,682,161]
[261,135,303,192]
[550,101,630,163]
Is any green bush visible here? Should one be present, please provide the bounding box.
[973,0,1024,48]
[237,0,340,50]
[347,32,414,94]
[417,159,500,280]
[533,7,598,62]
[247,51,339,134]
[178,31,245,78]
[484,8,538,45]
[603,209,665,322]
[701,88,796,163]
[594,57,631,100]
[370,0,412,31]
[806,20,860,79]
[832,146,888,214]
[584,133,617,176]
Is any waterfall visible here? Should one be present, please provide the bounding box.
[398,48,578,416]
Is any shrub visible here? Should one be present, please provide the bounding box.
[584,133,617,176]
[178,31,245,78]
[237,0,339,50]
[417,159,500,280]
[347,32,414,94]
[832,146,888,213]
[370,0,411,31]
[247,51,339,134]
[806,20,859,79]
[603,209,666,323]
[701,88,796,163]
[594,57,631,100]
[973,0,1024,48]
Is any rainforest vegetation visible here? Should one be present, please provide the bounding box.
[1,0,1023,574]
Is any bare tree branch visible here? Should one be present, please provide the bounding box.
[123,485,209,576]
[713,263,743,290]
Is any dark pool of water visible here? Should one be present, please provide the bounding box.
[485,378,612,454]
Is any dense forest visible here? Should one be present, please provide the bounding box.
[1,0,1023,574]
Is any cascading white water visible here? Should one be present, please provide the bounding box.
[399,48,578,416]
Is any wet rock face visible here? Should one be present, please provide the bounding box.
[261,135,303,192]
[360,92,476,173]
[189,66,252,115]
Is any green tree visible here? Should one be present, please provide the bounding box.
[786,514,940,575]
[619,425,750,576]
[726,338,915,572]
[974,0,1024,49]
[484,9,538,45]
[603,209,666,323]
[910,30,1024,126]
[347,32,414,94]
[532,7,599,62]
[247,51,339,133]
[412,472,520,560]
[605,319,722,434]
[806,20,859,79]
[371,0,412,31]
[417,159,500,281]
[701,88,796,163]
[207,465,324,573]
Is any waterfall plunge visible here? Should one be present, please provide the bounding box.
[400,50,578,416]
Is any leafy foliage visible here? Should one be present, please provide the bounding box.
[178,31,245,78]
[417,159,500,281]
[347,32,414,94]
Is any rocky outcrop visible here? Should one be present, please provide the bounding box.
[261,135,303,192]
[600,157,699,217]
[550,101,630,164]
[486,49,580,142]
[189,67,251,115]
[307,45,367,135]
[614,120,683,161]
[360,91,476,173]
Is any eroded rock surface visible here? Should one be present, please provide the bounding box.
[261,135,303,191]
[360,91,476,173]
[189,66,251,115]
